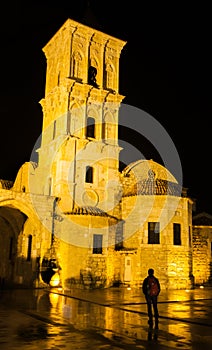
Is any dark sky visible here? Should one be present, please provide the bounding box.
[0,1,211,214]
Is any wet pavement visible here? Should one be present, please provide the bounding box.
[0,285,212,349]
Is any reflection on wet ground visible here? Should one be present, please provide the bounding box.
[0,287,212,349]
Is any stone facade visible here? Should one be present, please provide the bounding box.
[192,212,212,285]
[0,18,209,291]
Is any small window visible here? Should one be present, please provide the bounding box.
[93,234,103,254]
[173,223,181,245]
[85,166,93,183]
[148,222,160,244]
[27,235,32,261]
[86,117,95,138]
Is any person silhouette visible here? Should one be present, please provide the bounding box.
[142,268,160,329]
[147,328,158,341]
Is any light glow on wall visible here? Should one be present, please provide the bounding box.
[49,272,60,287]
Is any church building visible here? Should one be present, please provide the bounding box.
[0,18,210,291]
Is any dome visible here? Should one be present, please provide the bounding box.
[122,159,178,182]
[121,159,181,197]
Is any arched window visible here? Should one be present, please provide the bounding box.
[88,65,98,88]
[85,166,93,183]
[86,117,95,138]
[27,235,32,261]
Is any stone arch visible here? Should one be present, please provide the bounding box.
[0,197,40,226]
[87,106,99,122]
[104,111,114,123]
[0,201,27,288]
[0,196,49,288]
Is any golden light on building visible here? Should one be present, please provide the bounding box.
[0,15,211,292]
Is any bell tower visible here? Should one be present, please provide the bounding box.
[36,18,126,214]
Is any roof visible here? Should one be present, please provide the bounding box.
[122,159,178,183]
[64,206,118,220]
[193,212,212,226]
[121,159,182,197]
[123,178,181,197]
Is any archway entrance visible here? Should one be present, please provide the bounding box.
[0,206,26,288]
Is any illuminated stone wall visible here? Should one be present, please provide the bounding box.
[121,194,193,290]
[192,225,212,285]
[0,188,53,288]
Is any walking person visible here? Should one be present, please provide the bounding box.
[142,268,160,329]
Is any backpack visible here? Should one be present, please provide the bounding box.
[147,276,159,296]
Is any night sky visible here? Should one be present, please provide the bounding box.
[0,1,211,214]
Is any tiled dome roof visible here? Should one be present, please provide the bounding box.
[123,177,181,197]
[122,159,178,182]
[122,159,182,197]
